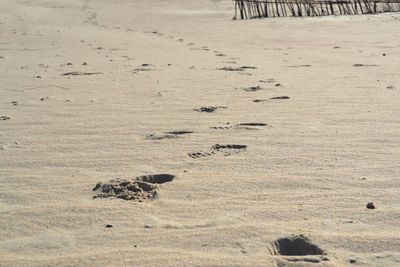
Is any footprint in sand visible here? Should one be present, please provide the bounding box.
[194,106,227,113]
[62,71,102,76]
[188,144,247,159]
[190,46,210,51]
[222,61,237,64]
[288,64,311,68]
[133,64,156,73]
[211,123,269,130]
[259,78,276,83]
[214,51,226,57]
[187,151,216,159]
[218,66,257,72]
[210,123,232,130]
[353,63,379,67]
[253,96,290,102]
[1,116,11,121]
[93,174,175,201]
[269,235,328,265]
[151,31,163,36]
[240,85,264,92]
[146,131,193,140]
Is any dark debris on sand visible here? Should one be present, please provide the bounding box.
[366,202,376,209]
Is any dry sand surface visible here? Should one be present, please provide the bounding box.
[1,0,400,266]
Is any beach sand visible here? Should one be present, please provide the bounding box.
[1,0,400,266]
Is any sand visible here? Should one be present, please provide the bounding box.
[1,0,400,266]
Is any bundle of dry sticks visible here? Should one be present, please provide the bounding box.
[234,0,400,18]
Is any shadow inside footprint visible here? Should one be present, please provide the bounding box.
[211,123,268,130]
[137,174,175,184]
[271,235,325,256]
[164,131,193,135]
[218,67,244,71]
[270,96,289,100]
[254,96,289,102]
[237,123,267,127]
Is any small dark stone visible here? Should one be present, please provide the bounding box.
[367,202,375,209]
[350,259,357,263]
[382,53,386,56]
[105,224,113,228]
[82,62,87,65]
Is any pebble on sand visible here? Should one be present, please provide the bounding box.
[366,202,375,209]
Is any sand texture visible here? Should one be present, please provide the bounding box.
[1,0,400,266]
